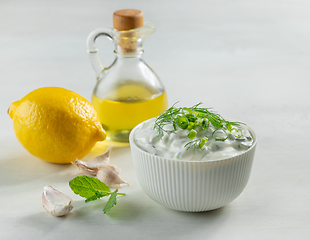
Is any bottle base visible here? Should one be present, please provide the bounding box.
[105,129,132,143]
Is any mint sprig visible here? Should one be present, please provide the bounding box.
[69,175,125,214]
[103,189,118,214]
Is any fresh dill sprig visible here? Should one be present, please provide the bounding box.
[184,137,208,152]
[154,102,245,151]
[184,139,202,152]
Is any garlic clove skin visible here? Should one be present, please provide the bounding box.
[72,142,113,175]
[42,185,74,217]
[97,165,129,189]
[72,142,128,189]
[72,159,98,175]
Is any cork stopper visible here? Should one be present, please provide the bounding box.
[113,9,144,31]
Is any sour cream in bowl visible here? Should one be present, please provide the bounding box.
[129,103,257,212]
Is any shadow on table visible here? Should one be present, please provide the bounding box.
[19,196,144,228]
[0,151,76,187]
[19,193,229,240]
[0,140,131,187]
[132,205,230,240]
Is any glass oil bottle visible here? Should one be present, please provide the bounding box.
[87,9,167,142]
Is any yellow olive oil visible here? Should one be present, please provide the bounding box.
[92,84,168,142]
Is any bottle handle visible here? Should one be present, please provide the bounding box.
[86,28,113,81]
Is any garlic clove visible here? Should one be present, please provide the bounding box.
[42,185,74,217]
[72,142,113,175]
[97,165,129,189]
[72,159,98,175]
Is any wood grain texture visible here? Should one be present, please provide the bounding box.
[113,9,144,31]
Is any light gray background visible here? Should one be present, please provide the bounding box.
[1,0,309,239]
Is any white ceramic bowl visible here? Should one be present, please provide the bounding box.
[129,119,257,212]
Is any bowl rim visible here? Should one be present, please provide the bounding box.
[129,117,257,163]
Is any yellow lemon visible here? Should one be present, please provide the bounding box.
[8,87,106,164]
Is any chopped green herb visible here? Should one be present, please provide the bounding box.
[199,137,208,148]
[187,122,196,130]
[187,129,197,140]
[184,139,202,152]
[201,119,208,130]
[154,102,245,151]
[212,129,228,141]
[176,116,189,129]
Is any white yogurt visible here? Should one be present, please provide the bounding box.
[133,118,254,161]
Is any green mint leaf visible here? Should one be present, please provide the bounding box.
[85,191,112,203]
[85,191,105,203]
[69,175,111,199]
[103,189,118,214]
[69,176,126,214]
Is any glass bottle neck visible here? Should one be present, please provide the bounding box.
[111,22,155,58]
[114,50,144,58]
[112,28,145,55]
